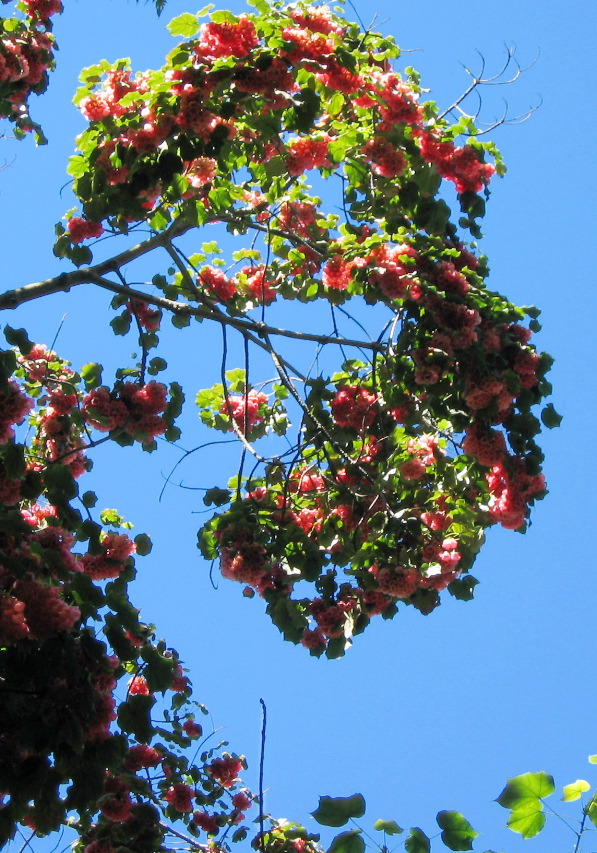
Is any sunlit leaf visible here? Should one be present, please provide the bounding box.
[436,811,478,851]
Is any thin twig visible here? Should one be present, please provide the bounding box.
[259,697,267,850]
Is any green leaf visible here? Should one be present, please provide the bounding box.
[117,694,155,743]
[561,780,590,802]
[436,811,478,851]
[140,644,175,692]
[110,312,132,336]
[373,819,403,835]
[312,794,366,827]
[404,827,430,853]
[506,805,545,839]
[541,403,563,429]
[69,245,93,267]
[589,755,597,764]
[81,490,97,508]
[167,11,200,37]
[3,325,33,355]
[288,88,321,134]
[43,463,78,502]
[587,794,597,827]
[134,533,153,556]
[172,312,191,328]
[81,362,103,390]
[496,771,555,809]
[447,576,478,601]
[327,830,364,853]
[148,357,167,375]
[203,487,232,507]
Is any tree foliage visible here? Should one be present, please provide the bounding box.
[0,0,562,849]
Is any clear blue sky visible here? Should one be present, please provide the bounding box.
[2,0,597,849]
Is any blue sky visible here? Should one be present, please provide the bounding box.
[2,0,597,849]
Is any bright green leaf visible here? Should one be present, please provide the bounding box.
[496,771,555,809]
[562,780,590,802]
[436,811,478,851]
[373,819,403,835]
[166,12,199,37]
[506,806,545,839]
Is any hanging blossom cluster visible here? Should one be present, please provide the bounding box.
[46,0,556,656]
[200,313,549,655]
[0,0,60,139]
[0,0,559,845]
[0,340,278,853]
[56,0,501,264]
[197,232,551,654]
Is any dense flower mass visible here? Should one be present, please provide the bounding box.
[0,0,556,846]
[0,333,262,848]
[41,0,549,658]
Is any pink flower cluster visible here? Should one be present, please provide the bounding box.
[487,461,545,529]
[0,578,80,645]
[208,755,244,787]
[331,385,378,431]
[83,381,168,443]
[220,389,268,434]
[80,532,136,581]
[127,299,161,331]
[285,135,332,176]
[417,133,495,194]
[66,217,104,244]
[0,378,33,444]
[362,137,407,178]
[0,23,55,129]
[193,15,259,61]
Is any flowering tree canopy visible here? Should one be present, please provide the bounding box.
[0,0,561,850]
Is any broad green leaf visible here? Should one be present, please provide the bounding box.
[436,811,478,851]
[588,755,597,764]
[561,779,590,801]
[327,830,364,853]
[496,771,555,809]
[404,827,430,853]
[167,12,199,37]
[312,794,366,827]
[373,819,403,835]
[506,805,545,839]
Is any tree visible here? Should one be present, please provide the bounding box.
[0,0,574,850]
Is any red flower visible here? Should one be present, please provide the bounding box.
[182,719,203,738]
[67,217,104,244]
[164,783,194,813]
[208,755,243,787]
